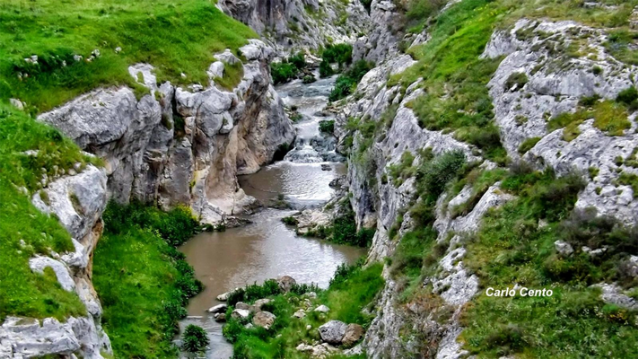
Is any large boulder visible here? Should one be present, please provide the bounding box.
[252,311,276,330]
[208,304,228,314]
[318,320,347,344]
[231,309,251,320]
[277,276,297,293]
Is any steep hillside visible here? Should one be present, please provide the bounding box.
[335,0,638,357]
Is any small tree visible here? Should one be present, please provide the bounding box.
[182,325,209,352]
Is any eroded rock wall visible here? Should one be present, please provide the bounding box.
[39,40,295,224]
[218,0,369,52]
[1,40,294,358]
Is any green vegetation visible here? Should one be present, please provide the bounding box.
[223,259,384,358]
[300,201,376,247]
[387,151,417,186]
[270,52,307,84]
[329,60,374,101]
[214,61,245,91]
[321,44,353,69]
[459,167,638,357]
[0,0,256,113]
[395,0,507,163]
[93,202,202,358]
[548,100,631,141]
[618,172,638,199]
[404,0,447,33]
[281,216,299,226]
[0,104,99,321]
[319,119,335,133]
[182,325,210,353]
[448,168,508,218]
[517,136,541,154]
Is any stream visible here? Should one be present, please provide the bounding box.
[178,73,365,358]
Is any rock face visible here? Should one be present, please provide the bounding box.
[39,40,295,225]
[483,19,638,224]
[1,166,112,358]
[218,0,369,52]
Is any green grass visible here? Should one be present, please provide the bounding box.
[223,260,384,358]
[214,61,245,91]
[93,202,201,358]
[0,104,101,321]
[0,0,256,113]
[548,100,631,141]
[387,151,417,187]
[394,0,508,163]
[518,137,541,154]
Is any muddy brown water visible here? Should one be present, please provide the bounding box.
[178,74,366,358]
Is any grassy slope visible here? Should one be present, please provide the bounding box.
[93,202,201,358]
[382,0,638,357]
[0,104,96,321]
[0,0,256,113]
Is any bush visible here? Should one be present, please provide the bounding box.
[182,325,209,352]
[319,60,334,78]
[270,62,297,84]
[281,216,298,225]
[302,74,316,83]
[288,52,306,70]
[329,76,357,101]
[331,205,376,247]
[322,43,353,68]
[319,120,335,133]
[227,279,282,305]
[329,60,373,101]
[360,0,372,12]
[417,150,467,199]
[616,86,638,107]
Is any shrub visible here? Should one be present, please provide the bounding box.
[302,74,316,83]
[417,150,467,198]
[288,52,306,70]
[182,325,209,352]
[281,216,298,225]
[360,0,372,12]
[227,279,282,305]
[329,60,373,101]
[322,43,353,68]
[319,120,335,133]
[616,86,638,107]
[270,62,297,84]
[319,60,334,78]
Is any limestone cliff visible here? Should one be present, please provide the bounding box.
[218,0,369,52]
[0,39,294,358]
[335,1,638,357]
